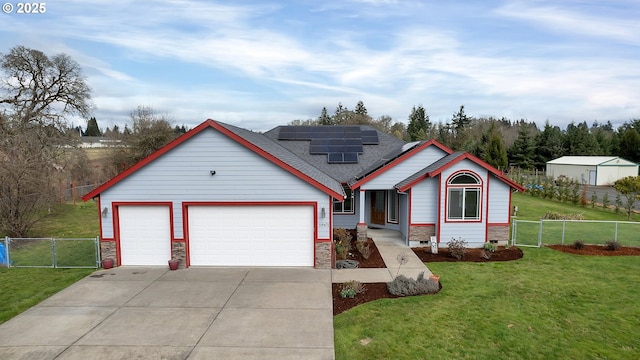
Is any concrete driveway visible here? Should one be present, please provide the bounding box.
[0,267,334,360]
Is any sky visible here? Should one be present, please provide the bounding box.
[1,0,639,132]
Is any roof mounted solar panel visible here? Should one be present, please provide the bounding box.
[328,153,344,163]
[343,152,359,163]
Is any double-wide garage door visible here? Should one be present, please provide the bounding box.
[188,205,314,267]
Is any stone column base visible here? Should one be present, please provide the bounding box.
[356,223,368,242]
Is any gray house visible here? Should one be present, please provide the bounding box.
[84,119,524,269]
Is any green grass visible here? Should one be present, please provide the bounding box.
[512,193,640,247]
[513,192,640,222]
[0,202,99,324]
[30,201,99,238]
[334,247,640,359]
[0,267,94,324]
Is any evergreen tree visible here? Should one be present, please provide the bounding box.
[508,126,536,169]
[84,117,101,136]
[407,105,429,141]
[318,107,331,125]
[484,132,508,170]
[354,100,367,115]
[564,121,600,155]
[618,128,640,163]
[451,105,471,132]
[535,121,565,168]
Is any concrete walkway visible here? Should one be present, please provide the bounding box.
[332,228,433,283]
[0,267,334,360]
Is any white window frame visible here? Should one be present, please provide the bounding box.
[333,186,355,214]
[446,172,481,222]
[387,190,399,223]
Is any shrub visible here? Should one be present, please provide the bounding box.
[604,240,621,251]
[356,241,372,260]
[483,242,497,252]
[387,272,439,296]
[448,237,467,259]
[602,192,610,209]
[541,211,584,220]
[334,228,352,260]
[591,191,598,208]
[340,280,366,298]
[573,240,585,249]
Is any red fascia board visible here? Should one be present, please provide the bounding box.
[397,152,525,193]
[349,139,453,190]
[83,119,343,201]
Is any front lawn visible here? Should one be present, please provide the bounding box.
[0,201,98,325]
[0,267,93,324]
[334,247,640,359]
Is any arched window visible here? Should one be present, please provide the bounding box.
[447,171,481,221]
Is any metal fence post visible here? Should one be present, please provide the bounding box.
[3,236,9,268]
[561,220,566,246]
[538,220,543,247]
[95,236,101,268]
[51,238,56,268]
[614,221,618,243]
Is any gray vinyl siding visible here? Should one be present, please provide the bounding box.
[333,190,360,229]
[488,176,510,223]
[409,177,438,224]
[437,161,488,248]
[99,128,331,240]
[359,146,448,190]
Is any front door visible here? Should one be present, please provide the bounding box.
[370,191,385,225]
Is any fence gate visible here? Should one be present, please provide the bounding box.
[2,237,100,268]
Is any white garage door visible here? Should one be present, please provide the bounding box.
[118,206,171,265]
[188,205,314,267]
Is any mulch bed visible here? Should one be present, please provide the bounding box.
[547,244,640,256]
[333,237,524,315]
[412,246,524,262]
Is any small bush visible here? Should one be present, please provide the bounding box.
[483,242,497,252]
[340,280,366,298]
[541,211,584,220]
[604,240,621,251]
[334,228,352,260]
[602,192,610,209]
[356,241,372,260]
[448,237,467,259]
[386,272,439,297]
[573,240,585,250]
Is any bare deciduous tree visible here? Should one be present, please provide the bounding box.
[0,46,92,237]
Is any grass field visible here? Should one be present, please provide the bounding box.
[512,193,640,247]
[0,202,99,324]
[334,247,640,359]
[334,193,640,359]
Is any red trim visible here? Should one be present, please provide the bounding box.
[112,202,174,266]
[349,139,453,190]
[485,175,490,242]
[100,238,115,242]
[82,119,343,202]
[181,201,318,268]
[444,170,483,223]
[408,189,412,229]
[436,176,441,243]
[410,223,436,227]
[397,152,525,193]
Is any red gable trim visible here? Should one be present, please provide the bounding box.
[396,152,525,192]
[82,119,343,201]
[349,139,453,190]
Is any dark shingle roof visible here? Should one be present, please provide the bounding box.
[217,122,346,197]
[394,152,464,190]
[263,125,405,183]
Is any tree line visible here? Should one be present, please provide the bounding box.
[291,102,640,170]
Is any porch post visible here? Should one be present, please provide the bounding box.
[356,189,368,241]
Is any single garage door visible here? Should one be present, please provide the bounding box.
[188,205,314,266]
[118,205,171,265]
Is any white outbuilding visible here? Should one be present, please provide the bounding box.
[546,156,639,186]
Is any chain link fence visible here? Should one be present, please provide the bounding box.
[512,219,640,248]
[1,237,100,268]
